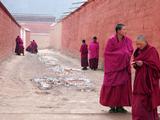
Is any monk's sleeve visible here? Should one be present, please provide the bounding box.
[144,48,160,71]
[144,48,160,87]
[83,46,88,54]
[86,45,88,54]
[104,38,114,53]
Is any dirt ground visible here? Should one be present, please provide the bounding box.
[0,49,159,120]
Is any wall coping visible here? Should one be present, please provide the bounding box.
[62,0,94,21]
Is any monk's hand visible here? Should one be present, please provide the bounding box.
[131,61,137,69]
[131,61,136,65]
[135,60,143,67]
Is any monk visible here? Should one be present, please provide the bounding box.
[26,41,32,53]
[100,24,133,113]
[80,40,88,70]
[26,40,38,54]
[132,35,160,120]
[31,40,38,54]
[15,36,24,56]
[89,36,99,70]
[15,36,20,55]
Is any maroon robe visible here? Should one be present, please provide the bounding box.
[80,43,88,67]
[26,41,38,54]
[19,39,24,55]
[89,41,99,70]
[31,40,38,53]
[132,44,160,120]
[26,43,32,52]
[100,35,133,107]
[15,36,24,55]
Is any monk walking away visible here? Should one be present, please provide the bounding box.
[15,36,24,56]
[132,35,160,120]
[80,40,89,70]
[100,24,133,113]
[89,36,99,70]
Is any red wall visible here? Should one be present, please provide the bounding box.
[61,0,160,63]
[0,2,20,61]
[50,22,62,50]
[25,30,31,47]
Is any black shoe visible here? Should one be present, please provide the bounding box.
[109,107,117,113]
[116,107,127,113]
[82,67,88,70]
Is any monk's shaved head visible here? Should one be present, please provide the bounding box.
[137,35,147,42]
[136,35,147,49]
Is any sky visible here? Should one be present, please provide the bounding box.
[1,0,87,19]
